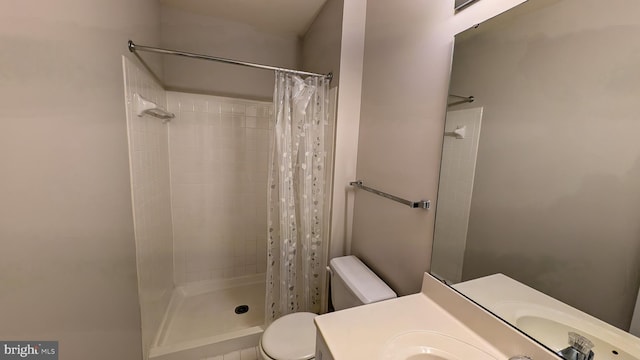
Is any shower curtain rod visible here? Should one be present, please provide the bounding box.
[128,40,333,80]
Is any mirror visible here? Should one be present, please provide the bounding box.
[431,0,640,357]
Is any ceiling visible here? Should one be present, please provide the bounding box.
[159,0,328,35]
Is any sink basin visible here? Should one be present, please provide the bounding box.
[382,331,498,360]
[517,315,637,360]
[454,275,640,360]
[493,301,640,360]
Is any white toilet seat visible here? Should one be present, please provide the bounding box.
[259,312,317,360]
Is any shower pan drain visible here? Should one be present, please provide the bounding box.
[234,305,249,314]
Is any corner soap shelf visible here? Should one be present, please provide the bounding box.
[134,93,174,122]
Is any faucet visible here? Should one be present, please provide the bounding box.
[558,332,595,360]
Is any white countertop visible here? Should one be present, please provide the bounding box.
[314,288,504,359]
[314,273,560,360]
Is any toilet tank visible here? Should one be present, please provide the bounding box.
[329,255,397,310]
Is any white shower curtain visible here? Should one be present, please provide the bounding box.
[266,71,330,324]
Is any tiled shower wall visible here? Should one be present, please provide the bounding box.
[167,92,272,285]
[122,57,175,359]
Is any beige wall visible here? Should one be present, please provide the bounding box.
[455,0,640,329]
[0,1,160,359]
[301,0,344,86]
[159,5,300,100]
[351,0,525,296]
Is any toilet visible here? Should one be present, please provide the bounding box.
[258,255,397,360]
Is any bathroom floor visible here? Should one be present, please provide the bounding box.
[161,281,265,346]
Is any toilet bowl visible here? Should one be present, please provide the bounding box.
[258,255,397,360]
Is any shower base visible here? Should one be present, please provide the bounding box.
[149,274,266,360]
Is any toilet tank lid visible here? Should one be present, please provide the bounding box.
[329,255,397,304]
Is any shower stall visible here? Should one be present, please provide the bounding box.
[122,43,336,360]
